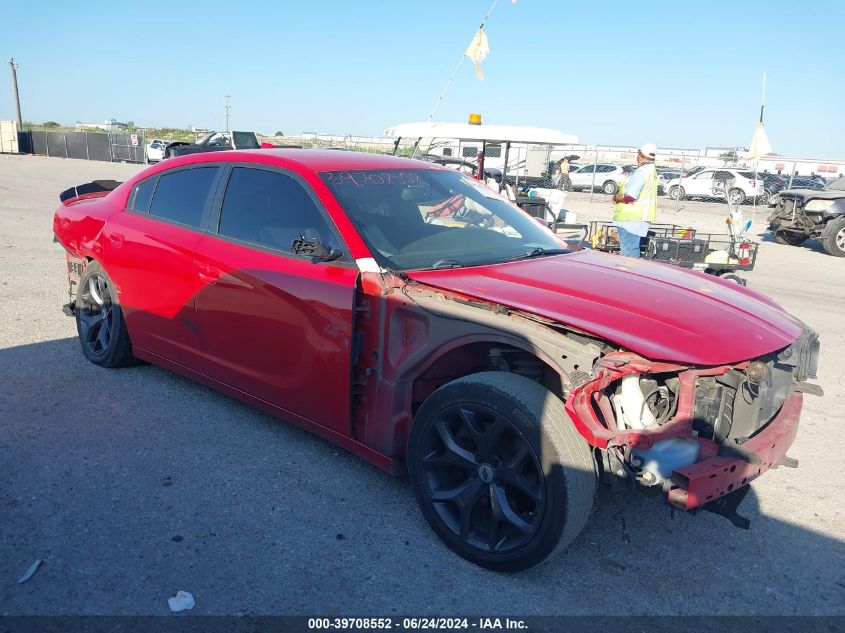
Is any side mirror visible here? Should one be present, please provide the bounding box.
[291,236,343,262]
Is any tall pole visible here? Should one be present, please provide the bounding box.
[7,58,23,128]
[224,94,231,132]
[759,70,767,123]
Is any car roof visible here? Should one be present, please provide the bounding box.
[163,148,439,173]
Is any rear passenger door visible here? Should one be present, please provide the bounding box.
[107,165,222,367]
[192,165,359,435]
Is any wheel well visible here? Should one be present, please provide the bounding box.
[410,342,565,415]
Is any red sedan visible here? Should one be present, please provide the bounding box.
[53,149,821,571]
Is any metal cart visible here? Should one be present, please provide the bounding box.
[587,221,759,285]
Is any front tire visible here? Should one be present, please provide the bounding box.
[408,372,597,571]
[822,217,845,257]
[669,186,685,200]
[602,181,618,195]
[75,261,136,367]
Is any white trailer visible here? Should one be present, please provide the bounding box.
[384,121,579,181]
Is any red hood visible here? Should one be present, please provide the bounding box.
[407,249,803,366]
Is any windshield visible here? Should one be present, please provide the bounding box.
[321,169,569,271]
[826,176,845,191]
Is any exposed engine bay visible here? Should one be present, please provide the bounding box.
[563,327,821,522]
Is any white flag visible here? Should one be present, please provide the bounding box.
[465,29,490,80]
[746,121,772,164]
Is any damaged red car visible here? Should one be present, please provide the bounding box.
[53,150,821,571]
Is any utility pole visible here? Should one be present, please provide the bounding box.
[224,94,231,132]
[7,58,23,128]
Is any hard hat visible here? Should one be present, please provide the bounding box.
[638,143,657,159]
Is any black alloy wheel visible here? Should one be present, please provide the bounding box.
[75,261,136,367]
[417,402,547,556]
[408,372,597,571]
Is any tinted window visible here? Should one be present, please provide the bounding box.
[149,167,218,228]
[827,176,845,191]
[130,178,156,213]
[462,146,479,158]
[218,167,336,253]
[442,148,453,156]
[484,144,502,158]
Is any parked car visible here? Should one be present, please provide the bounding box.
[767,176,824,206]
[164,131,260,158]
[681,166,708,178]
[768,175,845,256]
[54,150,820,571]
[568,163,632,195]
[146,139,167,163]
[664,168,764,204]
[656,169,681,196]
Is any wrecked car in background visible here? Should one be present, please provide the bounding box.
[53,150,821,571]
[164,130,260,158]
[768,175,845,256]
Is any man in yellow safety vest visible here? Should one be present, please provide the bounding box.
[611,143,658,257]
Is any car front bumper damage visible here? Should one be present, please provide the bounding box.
[565,340,819,523]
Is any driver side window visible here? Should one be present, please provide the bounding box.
[216,167,339,255]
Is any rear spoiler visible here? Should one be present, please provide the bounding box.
[59,180,122,205]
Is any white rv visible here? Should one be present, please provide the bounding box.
[384,121,579,182]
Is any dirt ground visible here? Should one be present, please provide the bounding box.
[1,154,843,616]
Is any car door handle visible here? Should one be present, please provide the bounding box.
[107,233,124,247]
[197,264,219,285]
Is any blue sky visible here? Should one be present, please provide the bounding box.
[3,0,844,156]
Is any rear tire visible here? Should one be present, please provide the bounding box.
[602,181,618,195]
[408,372,597,571]
[822,217,845,257]
[75,261,136,367]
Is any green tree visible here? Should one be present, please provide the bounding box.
[42,121,61,128]
[275,131,284,137]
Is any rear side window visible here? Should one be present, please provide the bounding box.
[217,167,337,253]
[149,167,219,228]
[129,178,156,213]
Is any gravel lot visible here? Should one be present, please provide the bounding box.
[1,154,843,616]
